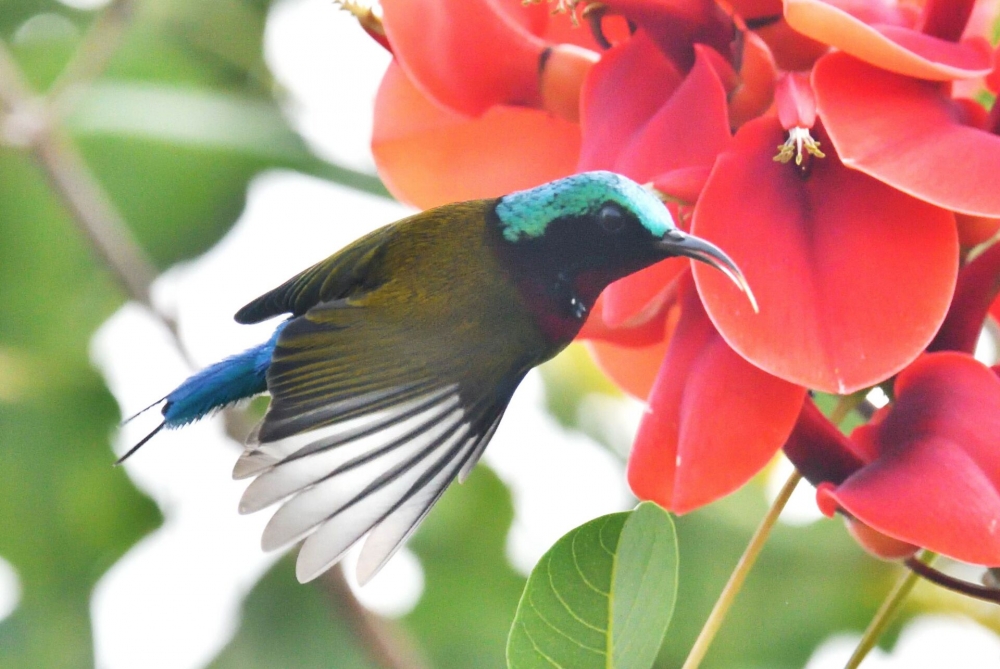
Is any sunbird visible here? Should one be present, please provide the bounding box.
[125,171,754,584]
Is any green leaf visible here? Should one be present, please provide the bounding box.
[507,502,679,669]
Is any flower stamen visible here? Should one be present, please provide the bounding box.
[523,0,589,26]
[334,0,385,37]
[774,127,826,166]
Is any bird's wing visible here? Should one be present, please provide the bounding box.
[233,225,395,324]
[235,285,526,585]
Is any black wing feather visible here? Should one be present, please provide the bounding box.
[234,226,393,324]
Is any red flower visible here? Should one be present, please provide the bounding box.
[930,238,1000,354]
[692,115,958,393]
[372,61,582,208]
[784,0,992,79]
[361,0,1000,518]
[371,0,603,208]
[814,53,1000,219]
[784,352,1000,566]
[576,0,965,510]
[627,272,806,512]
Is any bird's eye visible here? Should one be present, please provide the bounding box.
[597,203,626,233]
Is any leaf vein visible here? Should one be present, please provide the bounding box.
[519,619,569,669]
[525,592,606,654]
[571,530,610,597]
[597,519,617,557]
[548,548,607,634]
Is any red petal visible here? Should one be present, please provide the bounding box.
[628,273,806,513]
[792,0,919,28]
[892,353,1000,478]
[578,30,684,171]
[929,241,1000,354]
[963,0,1000,45]
[783,399,866,486]
[540,45,600,124]
[728,0,783,19]
[649,167,712,204]
[586,339,671,400]
[957,214,1000,248]
[815,53,1000,217]
[919,0,976,43]
[753,17,830,72]
[585,289,677,399]
[727,30,778,128]
[784,0,993,80]
[372,62,580,209]
[841,516,919,560]
[692,116,958,394]
[775,71,817,129]
[381,0,547,116]
[825,353,1000,565]
[988,47,1000,93]
[603,258,688,328]
[615,45,733,180]
[598,0,736,70]
[579,293,671,348]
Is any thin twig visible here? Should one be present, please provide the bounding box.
[48,0,136,112]
[321,566,430,669]
[0,39,157,306]
[681,395,855,669]
[680,469,803,669]
[845,553,934,669]
[904,556,1000,605]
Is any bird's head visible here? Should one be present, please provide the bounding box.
[493,171,756,314]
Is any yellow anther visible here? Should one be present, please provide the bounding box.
[774,127,826,166]
[523,0,588,26]
[334,0,384,36]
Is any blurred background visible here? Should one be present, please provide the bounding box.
[2,0,1000,667]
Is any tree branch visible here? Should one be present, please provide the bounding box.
[0,38,157,307]
[322,566,431,669]
[49,0,137,113]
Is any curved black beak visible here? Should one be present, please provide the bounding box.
[657,230,759,313]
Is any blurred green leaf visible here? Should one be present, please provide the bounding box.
[540,343,622,429]
[0,364,161,668]
[0,1,386,666]
[653,480,898,668]
[210,558,377,669]
[507,502,679,669]
[611,503,679,668]
[0,1,85,38]
[0,134,163,668]
[405,466,526,669]
[69,82,307,160]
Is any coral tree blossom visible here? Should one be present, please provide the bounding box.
[362,0,1000,565]
[784,240,1000,564]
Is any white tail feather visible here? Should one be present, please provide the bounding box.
[239,395,461,514]
[294,422,472,582]
[356,434,476,585]
[260,407,466,551]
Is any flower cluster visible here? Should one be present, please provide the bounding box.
[362,0,1000,566]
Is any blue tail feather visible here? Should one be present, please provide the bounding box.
[162,320,288,427]
[117,320,288,465]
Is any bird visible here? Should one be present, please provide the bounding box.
[122,170,755,584]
